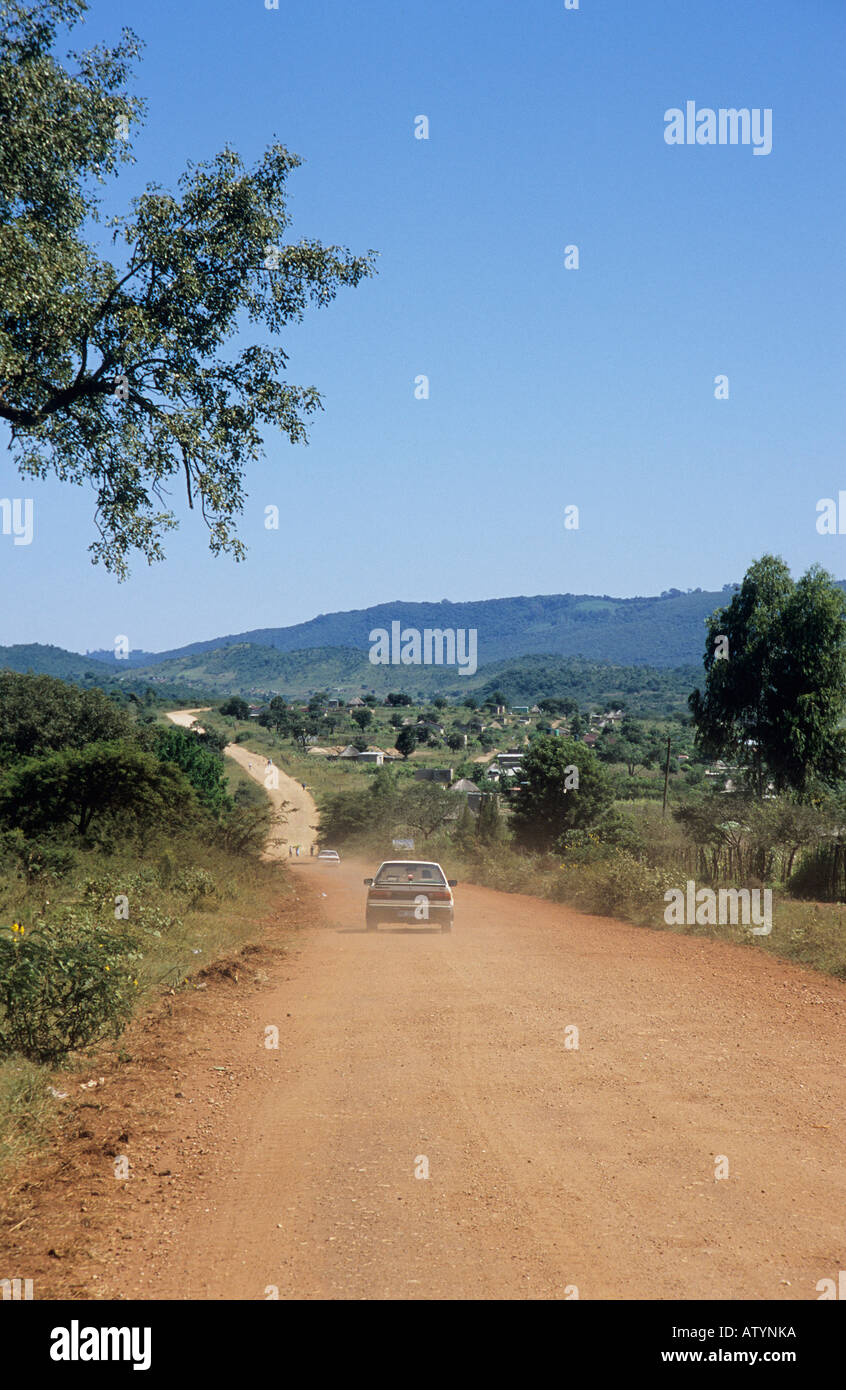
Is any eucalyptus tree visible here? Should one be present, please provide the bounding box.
[689,556,846,797]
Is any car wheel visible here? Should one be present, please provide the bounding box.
[442,920,453,933]
[366,916,377,932]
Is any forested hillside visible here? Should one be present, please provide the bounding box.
[83,587,748,669]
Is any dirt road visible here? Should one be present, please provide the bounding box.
[166,709,318,853]
[70,854,845,1301]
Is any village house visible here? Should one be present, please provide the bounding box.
[317,743,399,763]
[451,777,482,813]
[487,751,524,780]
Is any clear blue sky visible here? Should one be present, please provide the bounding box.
[2,0,844,654]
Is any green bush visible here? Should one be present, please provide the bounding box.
[551,850,675,917]
[0,828,77,883]
[80,868,158,904]
[153,726,231,813]
[0,919,142,1065]
[171,866,219,906]
[557,828,617,864]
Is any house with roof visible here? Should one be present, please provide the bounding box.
[487,752,524,780]
[451,776,482,813]
[415,720,445,736]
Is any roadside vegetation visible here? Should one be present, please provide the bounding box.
[0,673,286,1179]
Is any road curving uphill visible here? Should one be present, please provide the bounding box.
[165,708,318,855]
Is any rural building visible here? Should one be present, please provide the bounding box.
[487,752,524,781]
[451,777,482,813]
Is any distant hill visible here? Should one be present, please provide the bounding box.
[117,642,699,715]
[83,587,742,670]
[0,644,115,683]
[0,644,213,703]
[0,638,700,715]
[11,578,844,715]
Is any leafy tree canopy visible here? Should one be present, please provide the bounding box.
[689,556,846,797]
[219,696,249,720]
[510,735,613,853]
[153,724,230,813]
[0,738,194,837]
[394,726,417,758]
[0,0,375,576]
[0,669,132,759]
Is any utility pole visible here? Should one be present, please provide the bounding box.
[662,735,671,818]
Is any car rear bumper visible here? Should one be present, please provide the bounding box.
[366,902,453,925]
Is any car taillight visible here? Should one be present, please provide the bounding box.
[369,888,392,900]
[427,889,451,901]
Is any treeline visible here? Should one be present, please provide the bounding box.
[0,673,269,860]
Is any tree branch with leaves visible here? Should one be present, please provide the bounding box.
[0,1,376,577]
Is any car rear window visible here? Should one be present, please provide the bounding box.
[374,862,446,886]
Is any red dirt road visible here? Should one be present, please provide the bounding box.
[61,856,846,1301]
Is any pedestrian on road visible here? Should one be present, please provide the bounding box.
[288,845,292,857]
